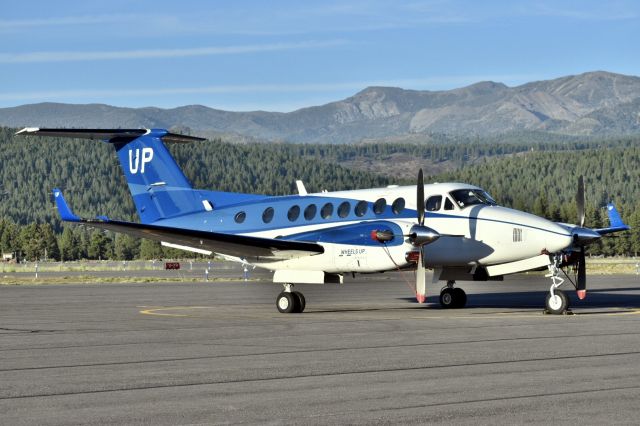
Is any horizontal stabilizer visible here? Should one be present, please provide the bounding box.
[595,203,630,235]
[16,128,205,143]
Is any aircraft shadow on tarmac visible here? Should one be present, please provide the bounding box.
[395,288,640,310]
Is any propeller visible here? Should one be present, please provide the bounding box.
[417,169,425,226]
[577,175,585,228]
[410,169,440,303]
[575,175,587,299]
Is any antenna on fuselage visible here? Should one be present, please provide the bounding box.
[296,180,308,195]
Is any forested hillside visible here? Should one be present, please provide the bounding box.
[1,126,639,260]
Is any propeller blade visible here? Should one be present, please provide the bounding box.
[577,248,587,300]
[416,247,426,303]
[577,175,585,228]
[417,169,425,226]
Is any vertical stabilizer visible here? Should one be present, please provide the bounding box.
[112,129,204,223]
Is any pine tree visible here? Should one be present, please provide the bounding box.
[87,230,113,260]
[59,226,79,261]
[139,239,163,260]
[114,234,140,260]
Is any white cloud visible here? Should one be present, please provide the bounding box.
[0,14,143,30]
[0,40,347,64]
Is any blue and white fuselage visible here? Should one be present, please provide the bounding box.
[153,181,573,276]
[19,127,628,314]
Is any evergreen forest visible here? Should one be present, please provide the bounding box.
[1,126,639,261]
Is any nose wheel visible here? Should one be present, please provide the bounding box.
[439,281,467,309]
[544,262,571,315]
[276,284,306,313]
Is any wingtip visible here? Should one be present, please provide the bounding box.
[15,127,40,135]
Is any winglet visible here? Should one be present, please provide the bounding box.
[52,188,81,222]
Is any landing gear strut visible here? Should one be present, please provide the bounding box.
[544,260,570,315]
[439,281,467,309]
[276,283,306,314]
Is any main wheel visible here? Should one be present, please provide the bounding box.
[545,289,569,315]
[440,288,456,309]
[293,291,306,313]
[276,292,298,314]
[452,288,467,308]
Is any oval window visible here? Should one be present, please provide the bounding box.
[262,207,275,223]
[304,204,317,220]
[337,201,350,218]
[373,198,386,215]
[321,203,334,219]
[391,198,405,215]
[234,211,246,223]
[355,200,368,217]
[287,205,300,222]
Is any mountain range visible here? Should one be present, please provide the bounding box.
[1,71,639,144]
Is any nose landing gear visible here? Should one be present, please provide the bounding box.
[544,262,571,315]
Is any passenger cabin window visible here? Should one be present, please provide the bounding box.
[234,211,246,223]
[355,200,368,217]
[262,207,274,223]
[321,203,333,219]
[337,201,350,218]
[449,189,497,209]
[444,198,455,211]
[304,204,317,220]
[391,198,405,215]
[287,205,300,222]
[373,198,386,215]
[425,195,442,212]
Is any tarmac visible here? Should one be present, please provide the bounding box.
[2,267,640,425]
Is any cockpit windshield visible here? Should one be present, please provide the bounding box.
[449,189,497,208]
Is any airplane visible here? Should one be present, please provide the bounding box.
[18,127,630,315]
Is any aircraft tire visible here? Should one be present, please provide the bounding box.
[276,292,298,314]
[452,288,467,308]
[293,291,306,313]
[439,288,456,309]
[545,290,569,315]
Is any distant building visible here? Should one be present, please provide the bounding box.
[2,252,14,262]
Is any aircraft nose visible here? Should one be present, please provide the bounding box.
[545,223,573,253]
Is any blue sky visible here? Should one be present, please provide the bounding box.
[1,0,639,111]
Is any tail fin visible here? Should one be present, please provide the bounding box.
[18,128,206,223]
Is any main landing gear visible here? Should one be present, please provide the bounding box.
[276,284,306,314]
[439,281,467,309]
[544,262,570,315]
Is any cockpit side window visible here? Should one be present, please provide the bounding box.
[444,197,455,211]
[425,195,442,212]
[449,189,497,208]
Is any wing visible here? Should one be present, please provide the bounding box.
[53,189,323,260]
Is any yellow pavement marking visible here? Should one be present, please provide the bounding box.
[139,306,217,317]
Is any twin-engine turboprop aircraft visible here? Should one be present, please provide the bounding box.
[18,127,630,315]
